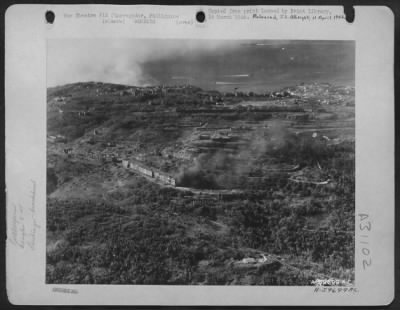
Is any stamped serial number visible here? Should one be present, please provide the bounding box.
[52,287,79,294]
[311,278,351,286]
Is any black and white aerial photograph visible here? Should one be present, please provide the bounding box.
[46,39,355,285]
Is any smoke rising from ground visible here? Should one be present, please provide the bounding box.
[47,39,240,87]
[47,39,355,91]
[176,122,293,189]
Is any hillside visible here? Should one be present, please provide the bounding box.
[47,82,355,285]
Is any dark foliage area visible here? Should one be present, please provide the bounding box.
[47,82,355,285]
[47,142,354,284]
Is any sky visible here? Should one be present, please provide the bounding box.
[47,39,355,92]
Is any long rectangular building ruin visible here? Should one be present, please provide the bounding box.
[122,159,176,186]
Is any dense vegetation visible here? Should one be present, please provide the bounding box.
[47,142,354,284]
[47,82,355,285]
